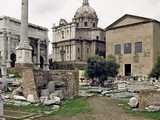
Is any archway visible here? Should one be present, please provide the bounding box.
[40,56,44,69]
[10,53,16,68]
[0,68,2,78]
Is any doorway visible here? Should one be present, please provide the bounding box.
[10,53,16,68]
[40,56,44,69]
[124,64,131,76]
[0,68,2,78]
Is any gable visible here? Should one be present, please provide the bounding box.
[107,14,152,29]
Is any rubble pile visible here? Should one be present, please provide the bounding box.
[80,77,160,113]
[3,74,69,113]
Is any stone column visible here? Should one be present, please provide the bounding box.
[91,41,96,56]
[45,40,49,71]
[1,29,7,80]
[16,0,32,65]
[1,29,7,98]
[7,32,11,68]
[16,0,39,103]
[82,41,86,61]
[37,39,40,68]
[0,91,4,120]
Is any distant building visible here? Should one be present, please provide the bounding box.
[52,0,106,69]
[106,14,160,77]
[0,16,49,73]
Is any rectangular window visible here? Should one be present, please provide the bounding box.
[124,43,132,54]
[135,42,142,53]
[114,44,121,55]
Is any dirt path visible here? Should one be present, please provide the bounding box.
[37,97,152,120]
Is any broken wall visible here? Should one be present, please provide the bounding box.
[34,70,79,99]
[139,90,160,109]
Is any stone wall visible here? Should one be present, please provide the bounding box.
[106,21,154,76]
[34,70,79,99]
[139,90,160,109]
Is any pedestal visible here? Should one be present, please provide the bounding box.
[21,66,39,103]
[16,47,32,64]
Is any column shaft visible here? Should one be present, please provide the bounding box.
[20,0,29,46]
[45,41,49,70]
[37,40,40,68]
[1,30,7,79]
[7,33,11,68]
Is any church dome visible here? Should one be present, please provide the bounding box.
[74,0,98,19]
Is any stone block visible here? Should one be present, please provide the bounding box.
[139,89,160,109]
[128,97,139,108]
[48,81,55,93]
[41,89,49,97]
[117,81,127,91]
[50,90,64,100]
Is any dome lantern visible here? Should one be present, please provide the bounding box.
[83,0,89,6]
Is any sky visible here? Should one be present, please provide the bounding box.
[1,0,160,53]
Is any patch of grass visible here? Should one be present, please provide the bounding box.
[7,69,22,79]
[5,97,91,118]
[118,99,160,120]
[53,97,91,117]
[5,103,51,114]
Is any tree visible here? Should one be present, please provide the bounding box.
[149,56,160,79]
[85,55,119,86]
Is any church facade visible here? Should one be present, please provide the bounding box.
[52,0,106,69]
[0,16,49,72]
[106,14,160,77]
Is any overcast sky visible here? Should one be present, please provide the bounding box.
[1,0,160,53]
